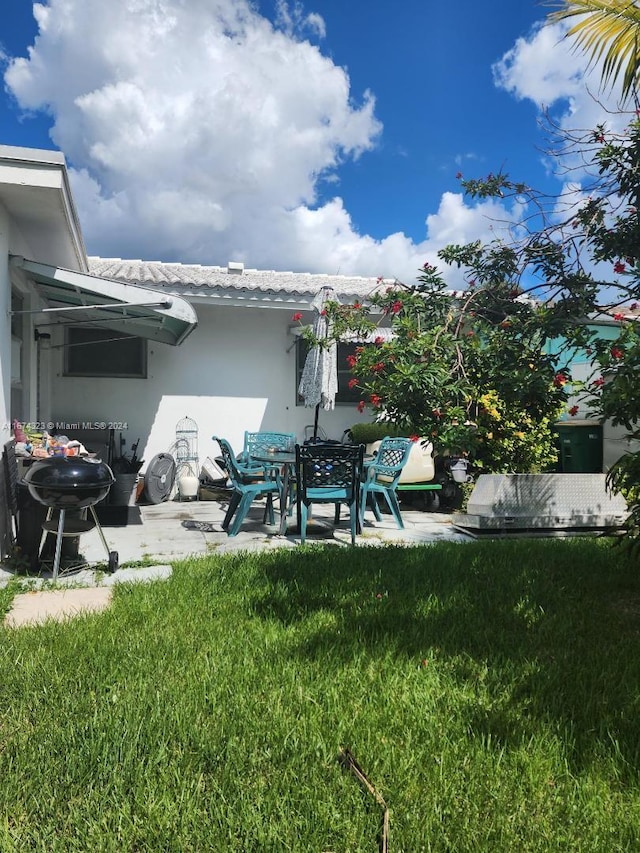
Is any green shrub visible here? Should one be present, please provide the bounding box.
[347,422,404,444]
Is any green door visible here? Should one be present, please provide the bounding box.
[554,423,603,473]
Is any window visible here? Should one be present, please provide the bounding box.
[296,338,362,404]
[64,327,146,378]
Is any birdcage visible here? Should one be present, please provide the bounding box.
[173,416,200,500]
[174,416,199,472]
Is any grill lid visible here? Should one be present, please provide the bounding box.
[23,456,115,491]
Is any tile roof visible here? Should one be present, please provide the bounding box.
[88,257,392,303]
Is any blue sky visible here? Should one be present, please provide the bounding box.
[303,0,550,241]
[0,0,620,284]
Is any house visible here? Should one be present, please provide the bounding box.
[547,316,640,472]
[0,144,387,557]
[79,257,391,459]
[2,143,636,559]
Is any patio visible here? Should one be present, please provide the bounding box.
[91,497,471,559]
[1,496,472,587]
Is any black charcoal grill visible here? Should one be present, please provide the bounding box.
[23,457,119,578]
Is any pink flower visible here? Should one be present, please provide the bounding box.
[292,312,302,321]
[593,377,605,388]
[320,309,327,316]
[409,434,420,442]
[372,361,385,373]
[611,346,624,360]
[353,301,362,309]
[390,300,403,314]
[356,401,366,413]
[569,405,579,416]
[346,354,358,368]
[613,312,625,321]
[553,373,567,388]
[374,336,384,345]
[614,261,626,274]
[631,303,639,310]
[370,394,382,407]
[348,378,358,389]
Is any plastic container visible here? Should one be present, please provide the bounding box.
[110,473,138,506]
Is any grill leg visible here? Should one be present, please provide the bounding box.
[88,505,112,560]
[37,508,53,570]
[52,509,66,581]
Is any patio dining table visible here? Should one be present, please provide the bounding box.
[250,444,373,538]
[249,449,297,536]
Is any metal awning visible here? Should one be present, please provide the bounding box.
[10,256,197,346]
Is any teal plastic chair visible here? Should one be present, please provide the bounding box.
[213,437,282,536]
[360,437,413,529]
[295,443,364,545]
[240,431,296,466]
[242,430,298,513]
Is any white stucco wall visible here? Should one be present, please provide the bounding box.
[0,202,11,446]
[562,362,595,420]
[0,206,10,556]
[4,204,57,433]
[49,303,362,471]
[603,421,640,471]
[563,359,640,471]
[1,202,43,555]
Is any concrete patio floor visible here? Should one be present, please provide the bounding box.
[93,495,471,560]
[1,494,472,585]
[1,496,471,626]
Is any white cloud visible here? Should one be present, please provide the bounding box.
[3,2,606,288]
[279,192,520,287]
[493,20,630,137]
[4,0,387,268]
[493,21,587,108]
[305,13,326,40]
[274,0,326,39]
[453,152,480,168]
[491,17,635,294]
[425,192,514,247]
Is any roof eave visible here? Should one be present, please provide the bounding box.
[0,145,87,271]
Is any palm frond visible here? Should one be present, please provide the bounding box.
[548,1,640,101]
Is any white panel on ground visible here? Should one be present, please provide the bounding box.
[453,473,628,534]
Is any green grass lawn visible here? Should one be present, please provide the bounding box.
[1,538,640,851]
